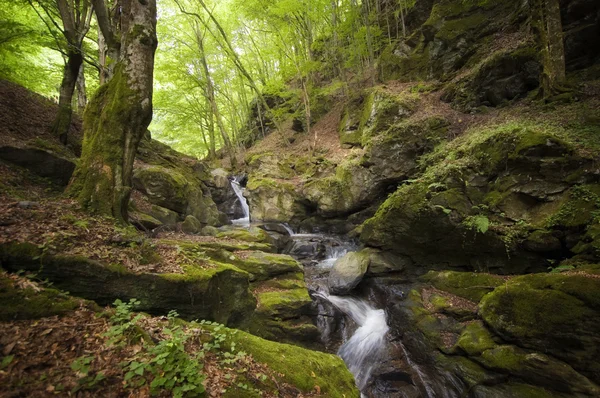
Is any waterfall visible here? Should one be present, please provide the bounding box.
[230,177,250,225]
[317,293,389,391]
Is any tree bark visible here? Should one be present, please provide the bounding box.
[532,0,567,99]
[51,50,83,145]
[69,0,157,224]
[76,63,87,113]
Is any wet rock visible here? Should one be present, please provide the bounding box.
[328,251,370,295]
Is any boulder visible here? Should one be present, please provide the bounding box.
[328,251,370,294]
[0,242,256,327]
[200,225,219,236]
[0,146,75,186]
[361,123,600,273]
[181,215,202,234]
[133,166,221,226]
[479,273,600,382]
[149,205,179,225]
[245,177,306,223]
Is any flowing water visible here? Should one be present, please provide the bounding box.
[306,237,390,394]
[230,177,250,225]
[316,292,389,391]
[227,188,391,394]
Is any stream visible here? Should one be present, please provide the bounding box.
[227,179,395,395]
[226,179,459,397]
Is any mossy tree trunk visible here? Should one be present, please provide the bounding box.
[69,0,157,224]
[532,0,568,99]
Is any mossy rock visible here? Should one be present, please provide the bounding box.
[421,271,506,302]
[248,284,320,348]
[245,177,306,223]
[227,251,302,282]
[475,345,600,396]
[0,272,95,321]
[453,321,496,356]
[0,242,257,327]
[220,326,359,397]
[216,227,272,244]
[441,45,540,111]
[479,273,600,382]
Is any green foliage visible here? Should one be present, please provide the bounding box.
[548,264,575,274]
[71,356,106,392]
[105,299,145,346]
[464,215,490,234]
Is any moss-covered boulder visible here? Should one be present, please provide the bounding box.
[441,46,540,110]
[248,279,320,348]
[133,165,221,226]
[0,242,256,327]
[149,204,179,225]
[383,269,600,396]
[222,325,359,397]
[361,122,600,272]
[0,146,76,186]
[480,273,600,382]
[338,88,418,147]
[0,271,96,321]
[227,251,302,282]
[181,215,202,234]
[303,158,375,216]
[379,0,525,82]
[245,177,306,223]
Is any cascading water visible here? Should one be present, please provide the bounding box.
[316,293,389,392]
[230,177,250,225]
[303,237,389,394]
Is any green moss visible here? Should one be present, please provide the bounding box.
[0,273,90,321]
[421,271,505,302]
[220,327,359,397]
[216,228,271,244]
[454,321,496,356]
[257,288,312,316]
[227,251,302,282]
[546,184,600,228]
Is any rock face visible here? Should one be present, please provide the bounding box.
[245,177,306,223]
[0,242,257,326]
[377,269,600,397]
[131,137,224,229]
[361,123,600,273]
[206,168,245,220]
[328,251,370,294]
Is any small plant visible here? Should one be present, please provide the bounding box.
[464,215,490,234]
[70,356,105,392]
[104,299,144,346]
[548,264,575,274]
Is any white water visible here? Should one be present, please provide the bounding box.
[317,293,389,391]
[230,178,250,225]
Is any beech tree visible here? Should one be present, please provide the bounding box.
[531,0,568,99]
[68,0,157,223]
[28,0,93,144]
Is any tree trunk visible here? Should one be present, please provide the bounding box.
[532,0,567,99]
[51,50,83,145]
[69,0,157,224]
[76,63,87,113]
